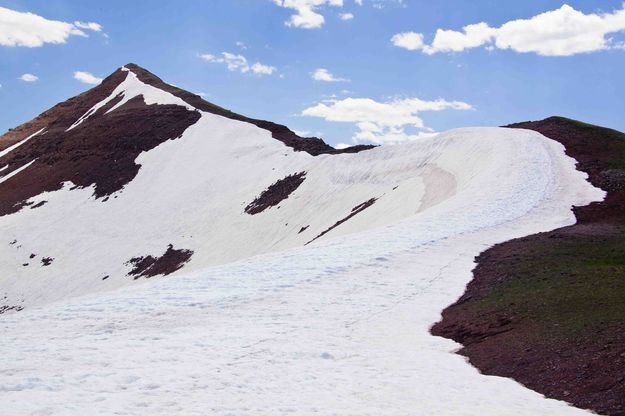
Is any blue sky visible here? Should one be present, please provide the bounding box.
[1,0,624,147]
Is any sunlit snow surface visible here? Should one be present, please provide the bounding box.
[0,70,605,414]
[1,133,603,414]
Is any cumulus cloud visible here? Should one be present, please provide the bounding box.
[73,71,102,85]
[251,62,276,75]
[0,6,102,47]
[311,68,349,82]
[199,52,276,75]
[391,32,424,51]
[302,97,472,144]
[339,12,354,20]
[392,4,625,56]
[19,73,38,82]
[422,22,495,54]
[273,0,344,29]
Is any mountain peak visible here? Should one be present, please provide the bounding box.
[0,63,374,217]
[109,63,375,157]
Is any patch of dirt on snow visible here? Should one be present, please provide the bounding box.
[126,244,193,279]
[418,165,457,212]
[245,171,306,215]
[307,197,378,244]
[0,305,24,315]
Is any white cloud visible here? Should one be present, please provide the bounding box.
[335,143,351,149]
[391,32,424,51]
[251,62,276,75]
[311,68,349,82]
[200,52,276,75]
[205,52,248,72]
[0,6,102,47]
[371,0,406,10]
[392,4,625,56]
[339,12,354,20]
[424,22,495,54]
[273,0,344,29]
[73,71,102,85]
[74,21,102,32]
[302,96,472,144]
[19,73,38,82]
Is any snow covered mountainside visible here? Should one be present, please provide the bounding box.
[0,63,595,311]
[0,64,605,414]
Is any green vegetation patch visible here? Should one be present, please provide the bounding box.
[472,235,625,338]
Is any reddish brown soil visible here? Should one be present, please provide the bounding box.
[307,197,377,244]
[432,117,625,415]
[126,244,193,279]
[245,171,306,215]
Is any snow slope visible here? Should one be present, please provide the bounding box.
[1,67,603,311]
[0,67,605,414]
[0,128,601,413]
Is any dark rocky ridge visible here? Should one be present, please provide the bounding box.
[0,69,128,151]
[124,64,375,156]
[432,117,625,415]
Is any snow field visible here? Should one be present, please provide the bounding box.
[0,68,605,414]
